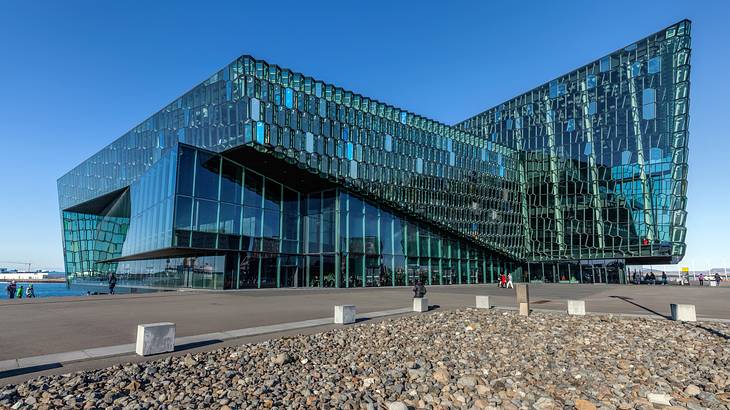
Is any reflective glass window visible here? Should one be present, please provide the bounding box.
[242,206,261,237]
[195,199,219,232]
[250,98,260,121]
[600,56,611,72]
[284,88,293,109]
[219,203,241,236]
[282,188,298,214]
[195,151,220,200]
[586,74,597,89]
[244,171,263,207]
[174,196,193,230]
[264,179,281,210]
[648,57,661,74]
[177,146,196,196]
[220,159,242,204]
[262,209,280,238]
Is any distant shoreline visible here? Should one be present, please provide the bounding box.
[0,278,66,284]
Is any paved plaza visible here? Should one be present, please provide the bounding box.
[1,283,728,384]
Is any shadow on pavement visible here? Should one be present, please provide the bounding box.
[0,363,62,380]
[609,295,670,319]
[174,339,224,352]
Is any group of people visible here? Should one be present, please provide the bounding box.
[697,272,723,286]
[632,271,667,285]
[4,281,35,299]
[497,273,514,288]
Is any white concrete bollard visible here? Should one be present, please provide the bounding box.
[519,302,530,316]
[135,322,176,356]
[334,305,356,324]
[567,300,586,316]
[413,298,428,312]
[670,304,697,322]
[475,296,492,309]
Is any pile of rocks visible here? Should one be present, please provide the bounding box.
[1,309,729,409]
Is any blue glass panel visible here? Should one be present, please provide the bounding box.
[583,142,593,156]
[643,104,656,120]
[643,88,656,103]
[256,122,265,144]
[305,132,314,153]
[346,142,354,160]
[284,88,293,109]
[586,74,597,89]
[415,158,424,174]
[621,150,632,165]
[648,57,662,74]
[250,98,260,121]
[588,101,597,115]
[384,134,393,152]
[600,56,611,72]
[566,119,575,132]
[632,61,642,77]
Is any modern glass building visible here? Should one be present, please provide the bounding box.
[58,20,691,289]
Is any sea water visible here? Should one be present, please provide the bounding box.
[0,282,86,299]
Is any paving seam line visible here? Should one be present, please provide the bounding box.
[0,307,413,374]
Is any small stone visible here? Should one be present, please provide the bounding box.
[457,375,478,388]
[684,384,701,396]
[125,380,140,392]
[432,368,450,385]
[271,352,293,365]
[533,397,557,410]
[647,393,672,406]
[574,399,597,410]
[183,355,198,366]
[388,401,409,410]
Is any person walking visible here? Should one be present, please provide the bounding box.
[506,273,514,289]
[499,273,506,288]
[661,271,667,285]
[715,272,722,287]
[108,273,117,295]
[698,273,705,286]
[16,285,23,299]
[412,280,427,298]
[6,281,17,299]
[26,284,35,298]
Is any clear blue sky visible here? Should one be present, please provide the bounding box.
[0,0,727,271]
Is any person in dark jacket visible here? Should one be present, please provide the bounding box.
[661,271,667,285]
[6,281,17,299]
[108,273,117,295]
[412,280,427,298]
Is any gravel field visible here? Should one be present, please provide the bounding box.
[1,308,729,409]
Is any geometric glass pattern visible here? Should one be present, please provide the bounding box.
[58,20,691,289]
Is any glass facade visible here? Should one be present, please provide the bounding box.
[458,20,691,279]
[58,21,691,289]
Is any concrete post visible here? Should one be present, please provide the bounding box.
[413,298,428,312]
[670,304,696,322]
[334,305,356,324]
[135,322,175,356]
[516,283,529,316]
[567,300,586,316]
[475,295,491,309]
[519,303,530,316]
